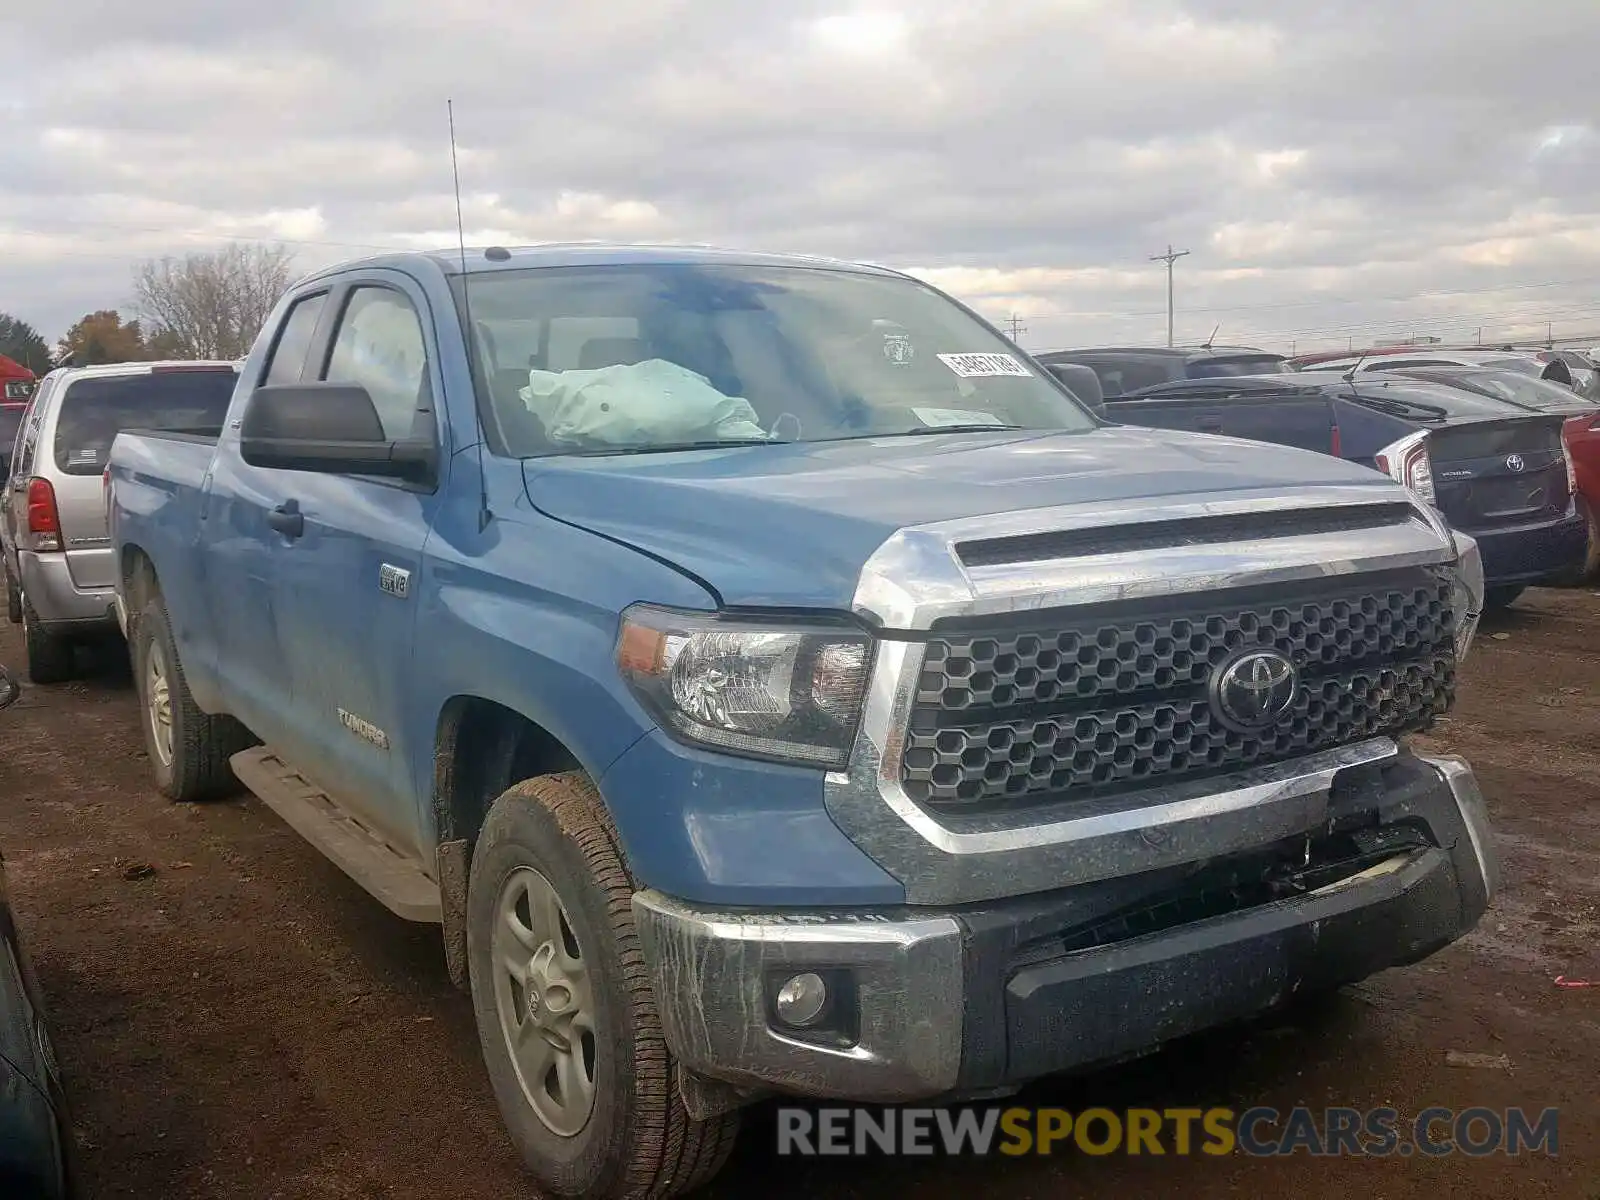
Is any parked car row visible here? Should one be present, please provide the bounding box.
[5,249,1507,1199]
[1042,343,1600,598]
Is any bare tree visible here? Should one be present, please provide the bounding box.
[132,243,296,360]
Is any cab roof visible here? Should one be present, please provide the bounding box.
[298,243,910,285]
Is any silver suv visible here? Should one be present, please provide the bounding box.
[2,360,239,682]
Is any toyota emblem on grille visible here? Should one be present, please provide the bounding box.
[1505,453,1526,473]
[1211,650,1299,731]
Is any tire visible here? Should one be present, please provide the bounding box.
[467,774,739,1200]
[21,593,76,685]
[4,565,20,625]
[1484,585,1525,611]
[1577,506,1600,583]
[132,592,252,802]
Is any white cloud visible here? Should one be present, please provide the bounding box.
[2,0,1599,355]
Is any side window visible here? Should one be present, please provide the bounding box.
[15,383,50,477]
[321,288,430,441]
[263,292,328,385]
[1112,360,1179,394]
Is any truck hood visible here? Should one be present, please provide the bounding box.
[522,426,1399,613]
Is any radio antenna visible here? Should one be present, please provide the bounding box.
[448,99,493,531]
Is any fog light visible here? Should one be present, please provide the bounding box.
[775,972,829,1027]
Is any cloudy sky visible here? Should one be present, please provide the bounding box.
[5,0,1599,354]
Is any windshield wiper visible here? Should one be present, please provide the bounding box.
[1348,394,1449,422]
[891,423,1027,436]
[562,438,786,457]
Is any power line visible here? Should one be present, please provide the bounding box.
[1004,312,1027,343]
[1149,244,1190,347]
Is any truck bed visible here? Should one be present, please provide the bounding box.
[106,430,222,679]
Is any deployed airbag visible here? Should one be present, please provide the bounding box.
[519,359,768,445]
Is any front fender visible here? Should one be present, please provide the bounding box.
[406,501,716,852]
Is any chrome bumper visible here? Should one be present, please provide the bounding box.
[632,890,965,1101]
[635,753,1497,1104]
[1416,752,1501,903]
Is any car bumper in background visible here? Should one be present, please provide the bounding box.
[634,752,1497,1105]
[1468,506,1590,586]
[17,552,117,632]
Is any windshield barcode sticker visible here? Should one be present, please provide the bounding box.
[937,353,1032,379]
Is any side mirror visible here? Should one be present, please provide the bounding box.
[239,384,437,484]
[0,666,19,710]
[1046,363,1108,418]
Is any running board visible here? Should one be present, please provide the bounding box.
[230,747,443,923]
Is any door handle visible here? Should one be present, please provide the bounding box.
[1196,418,1225,433]
[267,499,304,539]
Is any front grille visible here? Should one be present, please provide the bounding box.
[900,569,1456,812]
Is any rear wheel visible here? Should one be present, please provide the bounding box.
[4,565,20,624]
[467,773,739,1199]
[1484,585,1525,611]
[21,593,76,685]
[133,591,252,801]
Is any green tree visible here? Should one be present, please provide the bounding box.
[58,310,149,366]
[0,312,52,373]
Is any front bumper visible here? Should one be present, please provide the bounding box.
[634,751,1497,1104]
[17,552,117,631]
[1468,506,1590,587]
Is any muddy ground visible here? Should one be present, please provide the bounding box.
[0,590,1596,1199]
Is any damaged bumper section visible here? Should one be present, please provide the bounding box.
[633,751,1498,1105]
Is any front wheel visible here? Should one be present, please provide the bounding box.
[1484,585,1525,611]
[467,774,739,1199]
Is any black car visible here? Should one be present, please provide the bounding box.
[1036,344,1290,397]
[0,664,74,1199]
[1098,371,1589,608]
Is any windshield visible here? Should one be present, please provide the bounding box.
[1479,356,1541,376]
[1394,369,1599,415]
[1187,355,1289,378]
[53,368,239,476]
[455,264,1096,456]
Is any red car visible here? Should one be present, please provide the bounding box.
[1391,366,1600,580]
[0,354,36,476]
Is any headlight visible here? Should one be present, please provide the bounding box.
[1450,531,1484,661]
[617,605,873,768]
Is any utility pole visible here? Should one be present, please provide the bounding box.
[1005,313,1027,344]
[1149,244,1190,347]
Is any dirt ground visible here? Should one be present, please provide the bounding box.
[0,590,1596,1199]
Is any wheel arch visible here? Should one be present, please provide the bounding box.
[431,694,606,989]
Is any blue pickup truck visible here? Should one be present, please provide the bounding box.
[109,246,1500,1199]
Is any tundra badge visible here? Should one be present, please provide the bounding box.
[379,563,410,599]
[339,708,390,750]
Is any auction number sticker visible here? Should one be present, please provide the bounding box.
[937,352,1033,379]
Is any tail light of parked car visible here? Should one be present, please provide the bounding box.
[24,477,62,552]
[1373,430,1436,506]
